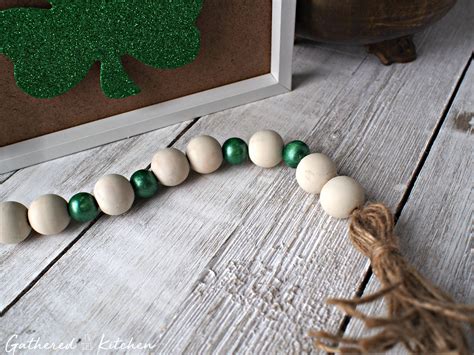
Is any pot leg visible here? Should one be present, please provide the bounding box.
[366,35,417,65]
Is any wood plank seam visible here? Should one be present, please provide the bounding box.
[343,53,474,353]
[0,171,17,185]
[336,53,473,343]
[0,117,201,317]
[0,214,99,317]
[0,42,370,319]
[393,55,473,223]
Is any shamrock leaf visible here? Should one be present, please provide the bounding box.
[0,0,203,99]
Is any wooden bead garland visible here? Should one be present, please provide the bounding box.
[0,129,361,241]
[1,130,472,354]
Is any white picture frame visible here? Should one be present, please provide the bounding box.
[0,0,296,174]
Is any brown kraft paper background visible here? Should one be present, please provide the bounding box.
[0,0,272,147]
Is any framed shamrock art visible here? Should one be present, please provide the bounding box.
[0,0,296,173]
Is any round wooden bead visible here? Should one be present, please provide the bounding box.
[0,201,31,244]
[320,176,365,219]
[186,135,223,174]
[28,194,71,235]
[283,140,310,168]
[248,130,284,168]
[130,169,159,199]
[151,148,190,186]
[93,174,135,216]
[296,153,337,194]
[222,137,248,165]
[68,192,100,223]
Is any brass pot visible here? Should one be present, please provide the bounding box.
[296,0,457,64]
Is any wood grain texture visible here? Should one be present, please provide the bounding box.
[344,61,473,353]
[0,1,472,353]
[155,2,473,353]
[0,45,373,349]
[0,121,192,312]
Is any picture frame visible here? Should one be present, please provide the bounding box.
[0,0,296,174]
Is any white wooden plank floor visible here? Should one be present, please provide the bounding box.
[0,0,472,353]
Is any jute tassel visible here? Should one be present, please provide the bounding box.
[311,203,474,354]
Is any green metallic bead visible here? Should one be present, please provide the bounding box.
[283,140,310,168]
[222,137,248,165]
[130,169,159,199]
[68,192,100,223]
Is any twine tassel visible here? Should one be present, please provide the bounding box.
[312,203,474,354]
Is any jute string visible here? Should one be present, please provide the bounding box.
[311,203,474,354]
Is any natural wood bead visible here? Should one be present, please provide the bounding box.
[296,153,337,194]
[93,174,135,216]
[248,130,284,168]
[186,135,223,174]
[28,194,70,235]
[320,176,365,219]
[151,148,190,186]
[0,201,31,244]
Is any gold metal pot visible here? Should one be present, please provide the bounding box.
[296,0,457,64]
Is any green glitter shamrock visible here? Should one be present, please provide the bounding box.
[0,0,203,99]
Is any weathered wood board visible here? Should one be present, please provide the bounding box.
[0,0,472,353]
[154,2,473,352]
[344,60,473,353]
